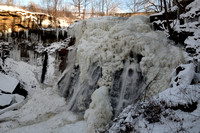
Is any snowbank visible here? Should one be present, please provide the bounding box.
[84,86,112,133]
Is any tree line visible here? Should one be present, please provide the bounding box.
[0,0,177,18]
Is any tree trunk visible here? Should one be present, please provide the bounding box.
[102,0,104,15]
[160,0,163,11]
[134,0,136,12]
[163,0,173,37]
[79,3,81,16]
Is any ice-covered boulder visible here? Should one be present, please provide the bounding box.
[0,94,14,109]
[170,63,195,87]
[0,73,19,94]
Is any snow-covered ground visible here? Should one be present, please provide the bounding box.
[0,54,86,133]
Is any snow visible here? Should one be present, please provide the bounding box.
[0,94,14,107]
[45,42,66,54]
[0,73,19,93]
[170,63,195,87]
[0,57,86,133]
[0,5,25,12]
[42,19,51,27]
[109,83,200,133]
[185,30,200,48]
[84,86,113,132]
[1,58,40,95]
[59,18,70,28]
[0,43,86,132]
[180,0,200,19]
[150,10,165,16]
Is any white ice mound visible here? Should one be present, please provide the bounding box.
[170,63,195,87]
[84,86,113,133]
[68,16,185,96]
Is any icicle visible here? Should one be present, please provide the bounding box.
[56,28,59,40]
[4,32,7,41]
[25,29,29,39]
[62,29,65,37]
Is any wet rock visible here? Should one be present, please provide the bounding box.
[186,47,196,54]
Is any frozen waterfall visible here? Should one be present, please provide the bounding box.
[57,16,185,118]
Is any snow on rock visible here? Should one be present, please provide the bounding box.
[59,18,70,28]
[180,0,200,19]
[109,59,200,133]
[157,84,200,107]
[170,63,195,87]
[109,83,200,133]
[84,86,113,133]
[1,58,40,95]
[185,30,200,56]
[42,19,51,27]
[0,73,19,93]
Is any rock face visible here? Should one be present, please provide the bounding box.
[0,5,67,42]
[0,5,59,32]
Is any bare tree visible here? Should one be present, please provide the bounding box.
[6,0,14,5]
[43,0,52,14]
[101,0,104,15]
[83,0,89,18]
[126,0,138,12]
[163,0,173,37]
[53,0,63,16]
[91,0,94,16]
[71,0,84,16]
[132,0,161,12]
[105,0,120,15]
[29,1,39,12]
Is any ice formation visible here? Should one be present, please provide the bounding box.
[84,86,112,132]
[58,16,185,117]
